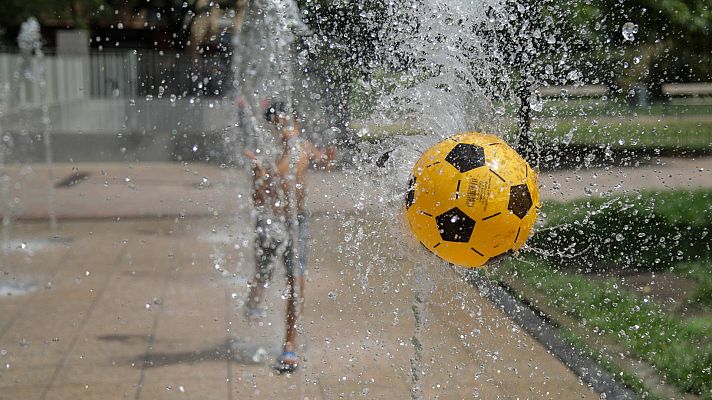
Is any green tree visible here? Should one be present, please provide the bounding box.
[295,0,387,144]
[0,0,109,41]
[566,0,712,97]
[480,0,580,164]
[102,0,238,51]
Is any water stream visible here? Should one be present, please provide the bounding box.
[0,82,11,255]
[17,17,58,237]
[229,0,539,393]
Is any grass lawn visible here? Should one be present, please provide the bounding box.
[539,98,712,118]
[533,118,712,152]
[350,115,712,153]
[350,95,712,153]
[532,189,712,270]
[493,258,712,398]
[491,189,712,398]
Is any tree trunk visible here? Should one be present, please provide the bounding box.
[516,82,536,166]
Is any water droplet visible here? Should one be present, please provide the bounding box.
[252,347,268,363]
[530,97,543,112]
[622,22,638,42]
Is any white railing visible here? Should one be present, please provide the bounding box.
[0,50,233,134]
[662,83,712,97]
[0,53,89,109]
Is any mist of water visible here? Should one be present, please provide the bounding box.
[0,83,10,255]
[18,17,57,237]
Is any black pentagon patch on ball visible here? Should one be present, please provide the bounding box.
[435,207,476,242]
[405,175,416,209]
[445,143,486,173]
[508,184,533,219]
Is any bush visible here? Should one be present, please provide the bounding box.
[532,190,712,271]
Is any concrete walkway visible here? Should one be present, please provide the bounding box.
[1,157,711,399]
[1,156,712,219]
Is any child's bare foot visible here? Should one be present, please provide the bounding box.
[274,351,299,373]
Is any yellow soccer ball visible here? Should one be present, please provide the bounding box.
[405,132,540,268]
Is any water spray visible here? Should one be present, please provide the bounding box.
[18,17,58,237]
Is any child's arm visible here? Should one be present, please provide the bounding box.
[304,142,337,170]
[244,150,273,205]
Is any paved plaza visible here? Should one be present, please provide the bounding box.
[1,156,711,399]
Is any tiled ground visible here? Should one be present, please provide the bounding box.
[0,216,596,399]
[2,156,711,399]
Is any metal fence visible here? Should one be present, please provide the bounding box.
[0,53,88,109]
[0,49,230,107]
[132,50,231,98]
[0,50,237,163]
[88,50,137,99]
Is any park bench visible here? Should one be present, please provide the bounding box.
[661,83,712,106]
[537,84,607,98]
[661,82,712,97]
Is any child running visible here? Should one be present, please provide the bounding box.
[243,101,336,373]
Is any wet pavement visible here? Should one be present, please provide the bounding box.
[1,157,711,399]
[1,156,711,219]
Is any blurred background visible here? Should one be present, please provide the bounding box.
[0,1,711,399]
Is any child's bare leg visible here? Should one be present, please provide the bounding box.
[245,237,274,319]
[283,275,304,353]
[283,274,298,353]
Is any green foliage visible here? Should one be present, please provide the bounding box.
[682,316,712,336]
[295,0,387,125]
[533,190,712,271]
[511,189,712,396]
[675,262,712,310]
[500,257,712,397]
[560,0,712,94]
[540,98,712,118]
[556,327,666,400]
[534,118,712,152]
[0,0,110,33]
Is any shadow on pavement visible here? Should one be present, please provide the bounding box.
[124,337,278,368]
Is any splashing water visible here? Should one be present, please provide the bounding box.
[18,17,57,237]
[231,0,309,161]
[374,1,505,137]
[224,0,633,396]
[0,83,11,254]
[621,22,638,42]
[338,2,550,395]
